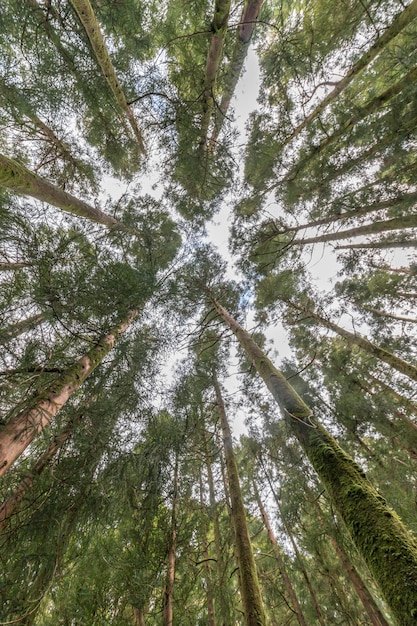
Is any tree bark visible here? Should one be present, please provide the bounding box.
[200,0,231,148]
[162,454,179,626]
[199,470,217,626]
[0,413,82,531]
[212,298,417,625]
[290,302,417,382]
[254,483,307,626]
[0,261,33,271]
[336,239,417,250]
[0,312,47,344]
[0,154,123,228]
[0,307,140,476]
[213,372,266,626]
[209,0,264,148]
[69,0,146,154]
[280,0,417,148]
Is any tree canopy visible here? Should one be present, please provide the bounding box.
[1,0,417,624]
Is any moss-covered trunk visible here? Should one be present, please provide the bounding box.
[69,0,146,154]
[214,373,266,626]
[0,308,139,477]
[213,299,417,625]
[0,154,122,228]
[254,483,307,626]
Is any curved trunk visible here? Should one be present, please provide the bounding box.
[212,299,417,625]
[214,372,266,626]
[69,0,146,154]
[0,308,140,476]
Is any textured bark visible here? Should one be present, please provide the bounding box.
[133,607,145,626]
[254,484,307,626]
[69,0,146,154]
[162,456,178,626]
[314,505,390,626]
[0,307,140,476]
[209,0,264,148]
[0,312,46,344]
[0,154,122,228]
[214,373,266,626]
[281,0,417,148]
[212,299,417,625]
[290,302,417,382]
[291,212,417,246]
[200,0,231,148]
[0,414,81,531]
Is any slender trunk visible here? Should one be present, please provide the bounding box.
[361,305,417,324]
[69,0,146,154]
[199,470,216,626]
[273,189,417,236]
[212,299,417,625]
[203,428,231,626]
[0,413,81,531]
[209,0,264,148]
[291,302,417,382]
[254,483,307,626]
[281,0,417,148]
[366,373,417,417]
[314,504,390,626]
[0,312,46,344]
[162,455,179,626]
[286,65,417,182]
[0,261,33,271]
[0,307,140,476]
[133,607,145,625]
[336,239,417,250]
[200,0,231,148]
[262,469,327,626]
[213,372,266,626]
[0,154,123,228]
[291,212,417,246]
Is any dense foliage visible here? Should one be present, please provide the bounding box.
[0,0,417,624]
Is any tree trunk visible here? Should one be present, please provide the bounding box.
[291,212,417,246]
[280,0,417,148]
[69,0,146,154]
[291,302,417,382]
[254,483,307,626]
[203,428,231,626]
[0,307,140,476]
[200,0,231,148]
[162,455,179,626]
[209,0,264,148]
[286,65,417,182]
[0,413,81,531]
[0,261,33,271]
[199,470,217,626]
[212,299,417,625]
[0,154,123,228]
[360,305,417,324]
[213,372,266,626]
[0,312,46,344]
[313,504,390,626]
[336,239,417,250]
[262,468,327,626]
[133,607,146,625]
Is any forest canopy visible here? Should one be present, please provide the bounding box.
[0,0,417,624]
